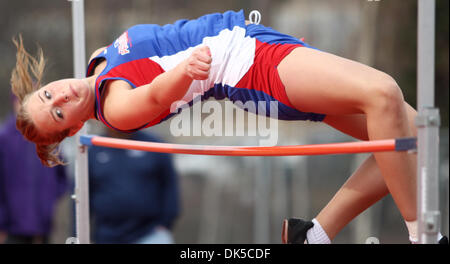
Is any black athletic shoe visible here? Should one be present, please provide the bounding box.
[439,236,448,244]
[281,218,314,244]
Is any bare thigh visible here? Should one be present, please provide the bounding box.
[278,47,393,115]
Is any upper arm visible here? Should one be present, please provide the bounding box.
[101,80,167,131]
[102,58,192,131]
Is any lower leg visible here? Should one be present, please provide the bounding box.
[319,102,419,229]
[316,103,419,241]
[365,99,417,221]
[315,155,388,240]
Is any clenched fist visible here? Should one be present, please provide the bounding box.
[185,46,212,80]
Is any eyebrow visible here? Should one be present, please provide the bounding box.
[49,111,58,123]
[38,91,58,123]
[38,92,44,103]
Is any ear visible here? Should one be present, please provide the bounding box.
[68,122,85,137]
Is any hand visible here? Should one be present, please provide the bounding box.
[185,46,212,80]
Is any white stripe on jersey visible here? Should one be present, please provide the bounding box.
[148,26,255,112]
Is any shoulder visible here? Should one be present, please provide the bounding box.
[89,46,107,62]
[87,46,108,76]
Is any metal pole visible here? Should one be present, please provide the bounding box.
[416,0,440,244]
[71,0,90,244]
[253,157,271,243]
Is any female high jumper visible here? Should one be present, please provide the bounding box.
[10,10,447,244]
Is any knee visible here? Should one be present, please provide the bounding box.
[367,74,405,114]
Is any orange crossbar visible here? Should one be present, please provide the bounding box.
[88,136,399,156]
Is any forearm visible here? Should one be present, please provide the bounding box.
[105,46,211,131]
[148,60,193,109]
[146,45,211,110]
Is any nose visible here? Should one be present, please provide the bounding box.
[53,92,70,105]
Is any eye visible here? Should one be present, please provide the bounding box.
[55,109,64,119]
[44,90,51,99]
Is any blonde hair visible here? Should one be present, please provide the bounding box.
[10,35,69,167]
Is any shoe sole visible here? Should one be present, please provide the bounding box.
[281,219,288,244]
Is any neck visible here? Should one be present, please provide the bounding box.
[84,74,97,93]
[82,74,98,121]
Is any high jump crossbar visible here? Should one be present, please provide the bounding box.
[80,135,418,156]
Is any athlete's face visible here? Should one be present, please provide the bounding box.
[26,78,95,135]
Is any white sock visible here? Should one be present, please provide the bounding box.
[437,232,443,241]
[405,220,444,243]
[306,218,331,244]
[405,220,418,243]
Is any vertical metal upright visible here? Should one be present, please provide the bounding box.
[416,0,440,244]
[254,156,271,243]
[71,0,90,244]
